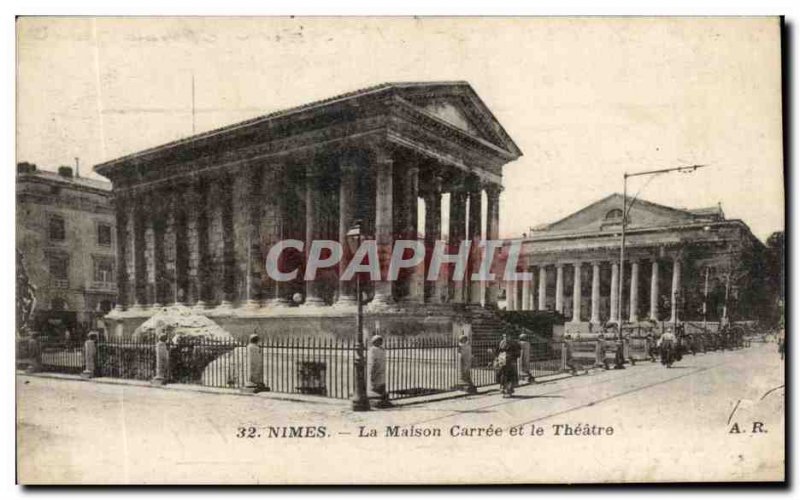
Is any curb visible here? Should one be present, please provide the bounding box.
[16,371,348,407]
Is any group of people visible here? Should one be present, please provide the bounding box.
[649,324,749,368]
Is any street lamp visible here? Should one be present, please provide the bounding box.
[346,220,370,412]
[618,164,710,342]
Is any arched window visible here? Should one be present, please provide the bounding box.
[605,209,623,221]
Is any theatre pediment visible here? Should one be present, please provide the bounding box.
[543,194,700,233]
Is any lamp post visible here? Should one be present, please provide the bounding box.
[618,164,710,342]
[346,220,370,412]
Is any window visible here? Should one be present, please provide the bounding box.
[605,209,623,221]
[93,257,115,283]
[49,215,65,241]
[49,254,69,287]
[97,223,112,246]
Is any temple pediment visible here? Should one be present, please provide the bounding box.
[542,194,706,233]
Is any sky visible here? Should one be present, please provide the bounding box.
[15,17,785,241]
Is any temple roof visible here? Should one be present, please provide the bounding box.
[94,80,522,176]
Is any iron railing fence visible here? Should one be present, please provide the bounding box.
[261,336,356,400]
[384,336,461,400]
[39,339,84,375]
[97,339,156,380]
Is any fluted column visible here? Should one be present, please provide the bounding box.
[186,179,205,308]
[114,194,129,311]
[629,259,640,322]
[336,162,358,306]
[424,173,444,304]
[263,164,291,307]
[671,258,682,323]
[372,148,394,307]
[650,259,660,321]
[555,264,564,314]
[467,183,483,305]
[538,266,547,311]
[241,165,263,308]
[610,262,619,322]
[448,186,467,304]
[404,164,424,303]
[164,195,179,305]
[485,185,501,307]
[304,163,325,307]
[144,197,158,308]
[521,268,532,311]
[572,262,582,323]
[505,282,514,310]
[591,262,601,324]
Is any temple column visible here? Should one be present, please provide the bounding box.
[240,164,263,309]
[336,161,358,306]
[304,163,326,306]
[164,195,179,305]
[423,173,444,304]
[144,196,158,308]
[650,259,660,321]
[538,266,547,311]
[505,282,514,310]
[467,181,483,305]
[591,261,601,324]
[372,148,394,307]
[629,259,640,322]
[404,164,424,303]
[219,175,236,309]
[448,185,467,304]
[485,185,501,307]
[113,195,129,311]
[187,179,205,308]
[610,262,619,322]
[521,268,532,311]
[572,262,582,323]
[555,264,564,313]
[671,257,682,323]
[263,164,291,307]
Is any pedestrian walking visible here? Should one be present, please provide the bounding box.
[494,333,521,398]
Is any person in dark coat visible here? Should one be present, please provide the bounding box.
[495,334,521,398]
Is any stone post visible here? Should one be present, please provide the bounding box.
[242,334,267,393]
[81,333,98,378]
[457,335,477,393]
[152,333,169,385]
[25,335,42,373]
[519,336,532,383]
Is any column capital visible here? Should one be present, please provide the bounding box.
[485,183,503,198]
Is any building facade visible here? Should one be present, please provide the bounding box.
[504,194,769,334]
[96,82,522,339]
[16,163,117,337]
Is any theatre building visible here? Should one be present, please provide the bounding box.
[97,81,522,339]
[504,194,769,335]
[16,163,117,337]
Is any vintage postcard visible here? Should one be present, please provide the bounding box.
[15,16,785,484]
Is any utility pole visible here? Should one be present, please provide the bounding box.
[618,164,710,341]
